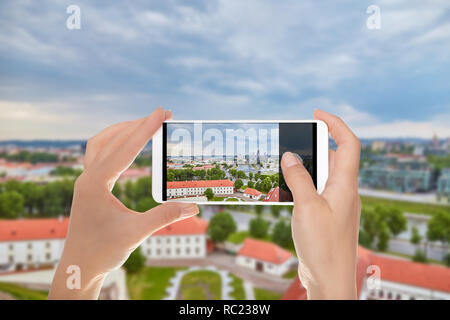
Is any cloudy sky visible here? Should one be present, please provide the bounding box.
[167,122,278,157]
[0,0,449,139]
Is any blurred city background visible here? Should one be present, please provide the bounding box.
[0,0,449,300]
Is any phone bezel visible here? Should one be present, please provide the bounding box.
[152,120,328,205]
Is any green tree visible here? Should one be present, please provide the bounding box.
[427,212,450,261]
[376,221,390,251]
[248,172,253,181]
[234,179,243,190]
[272,220,293,249]
[410,226,422,246]
[270,206,281,218]
[444,253,450,267]
[254,205,263,216]
[412,250,427,263]
[377,207,407,236]
[247,181,255,188]
[123,247,146,273]
[112,183,123,199]
[124,180,136,202]
[205,188,214,200]
[0,191,25,218]
[21,182,42,215]
[135,177,152,200]
[207,212,237,243]
[135,197,158,212]
[249,217,269,239]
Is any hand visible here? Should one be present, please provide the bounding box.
[281,109,361,300]
[48,107,199,299]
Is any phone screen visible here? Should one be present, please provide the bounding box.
[162,122,316,202]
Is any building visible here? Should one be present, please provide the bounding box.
[243,188,262,200]
[371,141,386,152]
[140,216,211,259]
[437,168,450,200]
[0,217,69,272]
[167,179,234,199]
[263,187,279,202]
[359,154,432,192]
[118,167,150,183]
[236,238,296,276]
[282,246,450,300]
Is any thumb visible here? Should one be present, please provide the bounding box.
[133,202,199,238]
[281,152,318,204]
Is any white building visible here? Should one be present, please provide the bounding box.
[167,179,234,199]
[243,188,262,200]
[283,246,450,300]
[0,217,69,272]
[236,238,296,276]
[140,216,211,259]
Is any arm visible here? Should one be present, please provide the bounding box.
[48,107,199,299]
[281,109,361,300]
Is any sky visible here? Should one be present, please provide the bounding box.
[167,122,279,157]
[0,0,450,139]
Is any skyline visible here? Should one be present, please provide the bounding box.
[1,1,450,139]
[167,123,279,157]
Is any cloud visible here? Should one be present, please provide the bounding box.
[0,0,449,139]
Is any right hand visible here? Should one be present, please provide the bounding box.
[280,109,361,300]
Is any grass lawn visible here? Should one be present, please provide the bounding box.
[282,270,298,279]
[253,288,283,300]
[225,198,239,202]
[0,282,48,300]
[229,274,246,300]
[380,250,447,266]
[227,231,249,244]
[180,270,221,300]
[211,197,227,201]
[360,195,450,216]
[127,266,183,300]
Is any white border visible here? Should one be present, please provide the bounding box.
[152,120,328,205]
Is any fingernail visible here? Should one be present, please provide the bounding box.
[282,152,301,168]
[164,110,172,120]
[181,204,199,217]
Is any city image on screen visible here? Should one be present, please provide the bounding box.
[163,122,315,203]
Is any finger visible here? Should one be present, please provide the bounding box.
[98,107,167,181]
[314,109,360,183]
[328,149,336,176]
[132,202,199,238]
[97,110,172,165]
[84,121,134,169]
[95,117,147,164]
[281,152,318,204]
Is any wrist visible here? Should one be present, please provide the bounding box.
[48,253,108,300]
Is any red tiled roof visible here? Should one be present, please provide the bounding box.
[153,216,208,236]
[167,179,234,189]
[371,253,450,293]
[238,238,292,265]
[263,187,279,201]
[282,276,307,300]
[0,218,69,242]
[282,245,450,300]
[244,188,262,197]
[119,167,150,179]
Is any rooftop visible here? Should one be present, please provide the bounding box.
[238,238,292,265]
[243,188,262,197]
[0,217,69,242]
[153,216,208,236]
[167,179,234,189]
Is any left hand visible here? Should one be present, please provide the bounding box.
[48,107,199,299]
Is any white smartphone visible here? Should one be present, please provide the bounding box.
[152,120,328,205]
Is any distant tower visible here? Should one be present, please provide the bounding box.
[432,134,439,148]
[257,149,260,165]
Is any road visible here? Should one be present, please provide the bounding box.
[359,188,448,205]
